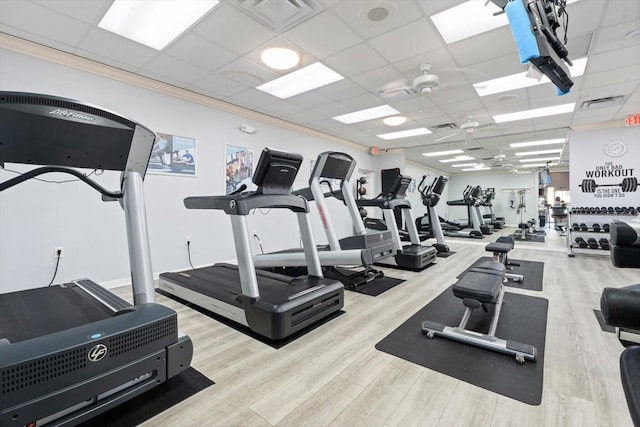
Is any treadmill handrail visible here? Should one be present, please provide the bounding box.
[356,197,411,210]
[0,166,123,198]
[184,192,309,215]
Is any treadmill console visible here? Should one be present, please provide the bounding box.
[386,175,411,199]
[253,147,302,195]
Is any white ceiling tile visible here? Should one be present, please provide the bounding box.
[189,73,249,98]
[258,101,305,118]
[338,93,387,110]
[351,65,405,92]
[78,28,158,68]
[591,19,640,55]
[229,88,279,109]
[601,0,640,26]
[324,43,388,78]
[368,18,443,63]
[581,65,640,93]
[141,55,210,86]
[0,1,90,46]
[193,3,277,56]
[314,79,368,102]
[282,109,326,124]
[31,0,110,24]
[393,47,458,77]
[439,99,486,116]
[565,0,606,37]
[448,26,517,67]
[417,1,465,20]
[428,85,479,105]
[164,33,238,72]
[311,102,353,118]
[287,91,336,110]
[283,11,361,59]
[588,44,640,74]
[329,0,427,40]
[216,57,279,87]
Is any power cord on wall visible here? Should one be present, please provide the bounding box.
[253,233,264,254]
[48,249,62,287]
[187,240,195,270]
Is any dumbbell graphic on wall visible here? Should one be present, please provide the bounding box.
[579,177,638,193]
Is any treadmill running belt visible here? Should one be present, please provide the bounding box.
[0,285,112,343]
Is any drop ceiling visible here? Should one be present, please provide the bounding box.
[0,0,639,175]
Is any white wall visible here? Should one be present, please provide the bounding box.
[0,48,385,292]
[447,172,538,227]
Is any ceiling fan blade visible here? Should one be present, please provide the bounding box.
[434,132,459,142]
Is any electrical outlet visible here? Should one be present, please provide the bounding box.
[54,247,64,258]
[186,236,191,244]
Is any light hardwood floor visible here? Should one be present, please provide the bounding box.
[114,227,640,426]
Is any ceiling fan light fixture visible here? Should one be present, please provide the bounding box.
[260,47,300,70]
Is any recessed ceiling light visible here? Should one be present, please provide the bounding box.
[422,149,465,157]
[452,163,478,167]
[257,62,344,99]
[98,0,219,50]
[519,157,561,162]
[431,0,582,45]
[333,105,399,124]
[515,149,563,156]
[430,1,507,44]
[260,47,300,70]
[493,103,575,123]
[377,127,431,140]
[509,138,566,148]
[440,156,475,163]
[462,167,491,171]
[522,163,557,168]
[383,116,407,126]
[474,58,588,96]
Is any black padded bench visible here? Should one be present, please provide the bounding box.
[485,237,523,282]
[422,255,536,363]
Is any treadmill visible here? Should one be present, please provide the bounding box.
[158,148,344,340]
[414,175,451,254]
[253,151,395,289]
[357,174,437,271]
[445,186,485,238]
[0,92,193,426]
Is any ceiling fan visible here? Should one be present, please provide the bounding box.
[434,115,502,143]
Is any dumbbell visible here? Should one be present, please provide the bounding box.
[599,238,610,250]
[587,238,599,249]
[572,223,580,231]
[580,223,589,231]
[575,237,588,248]
[603,223,610,233]
[580,177,638,193]
[592,223,601,232]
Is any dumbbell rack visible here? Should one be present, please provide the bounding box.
[566,209,633,257]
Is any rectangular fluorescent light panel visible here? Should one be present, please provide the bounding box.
[439,156,475,163]
[422,149,465,157]
[493,103,575,123]
[99,0,219,50]
[510,138,565,148]
[522,163,557,168]
[430,1,507,44]
[515,149,562,156]
[462,167,491,171]
[257,63,344,99]
[474,58,587,97]
[377,128,431,140]
[333,105,399,124]
[432,0,582,45]
[519,157,560,162]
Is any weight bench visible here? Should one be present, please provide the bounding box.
[422,260,537,363]
[485,236,524,283]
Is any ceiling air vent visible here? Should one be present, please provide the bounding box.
[580,95,626,110]
[228,0,324,33]
[433,123,457,130]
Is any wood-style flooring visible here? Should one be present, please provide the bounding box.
[112,226,640,426]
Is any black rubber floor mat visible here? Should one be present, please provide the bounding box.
[350,276,405,296]
[376,286,548,405]
[80,367,214,426]
[458,257,544,291]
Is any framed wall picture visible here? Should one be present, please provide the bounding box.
[147,133,196,176]
[225,145,254,194]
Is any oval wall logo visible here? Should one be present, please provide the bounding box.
[88,344,108,362]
